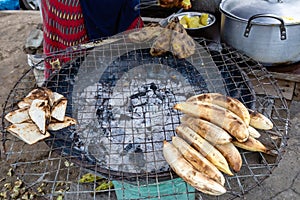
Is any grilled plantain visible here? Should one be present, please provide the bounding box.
[187,93,250,126]
[232,136,269,153]
[163,141,227,196]
[174,102,249,142]
[248,109,273,130]
[181,115,232,145]
[172,136,225,185]
[215,142,242,172]
[248,126,261,138]
[176,125,233,175]
[181,0,192,9]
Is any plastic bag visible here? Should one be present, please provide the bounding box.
[0,0,20,10]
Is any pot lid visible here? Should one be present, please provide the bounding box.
[220,0,300,24]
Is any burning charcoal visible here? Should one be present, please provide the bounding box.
[130,91,148,99]
[123,143,134,153]
[128,150,146,168]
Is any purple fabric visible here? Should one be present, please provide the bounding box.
[79,0,140,40]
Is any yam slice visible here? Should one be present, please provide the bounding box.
[18,87,50,108]
[51,92,65,104]
[6,123,51,145]
[29,99,51,134]
[51,98,68,121]
[48,116,77,131]
[4,107,30,124]
[25,87,49,100]
[44,89,65,107]
[17,100,31,109]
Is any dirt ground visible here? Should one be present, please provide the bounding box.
[0,11,299,200]
[0,11,48,199]
[0,11,39,106]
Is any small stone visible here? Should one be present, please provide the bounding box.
[7,168,13,177]
[14,179,23,188]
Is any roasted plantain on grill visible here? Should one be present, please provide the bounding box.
[17,87,50,108]
[215,142,242,172]
[167,92,276,194]
[248,109,273,130]
[176,125,233,176]
[51,98,68,122]
[163,141,227,196]
[181,115,232,145]
[232,136,270,154]
[174,101,250,142]
[187,93,251,126]
[48,116,77,131]
[172,136,225,185]
[248,126,261,138]
[7,123,51,145]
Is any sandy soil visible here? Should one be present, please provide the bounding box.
[0,11,49,199]
[0,11,41,112]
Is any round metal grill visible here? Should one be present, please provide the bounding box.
[1,35,289,200]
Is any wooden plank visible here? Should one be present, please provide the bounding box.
[250,77,295,100]
[293,82,300,101]
[276,80,296,100]
[269,72,300,83]
[251,70,300,83]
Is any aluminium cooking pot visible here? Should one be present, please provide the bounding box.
[219,0,300,66]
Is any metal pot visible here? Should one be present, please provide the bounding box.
[219,0,300,66]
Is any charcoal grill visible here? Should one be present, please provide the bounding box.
[1,33,289,200]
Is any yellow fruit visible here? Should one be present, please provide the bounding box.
[181,0,192,10]
[200,13,209,26]
[188,16,201,28]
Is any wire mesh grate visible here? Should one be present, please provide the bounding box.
[1,35,289,200]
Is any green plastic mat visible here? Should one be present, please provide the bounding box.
[113,178,195,200]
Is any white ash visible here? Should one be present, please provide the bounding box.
[72,64,200,173]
